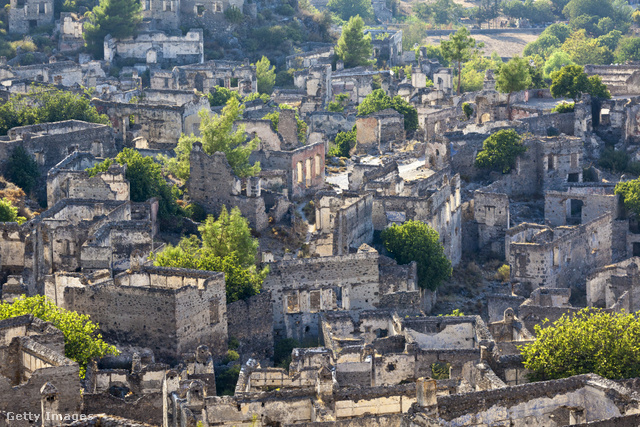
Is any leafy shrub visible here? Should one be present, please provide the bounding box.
[215,365,241,395]
[598,147,629,173]
[475,129,527,174]
[184,202,207,222]
[551,101,575,113]
[274,338,299,368]
[275,3,295,15]
[228,336,240,350]
[224,5,244,22]
[462,102,473,120]
[222,350,240,364]
[496,264,510,282]
[0,197,25,224]
[521,308,640,381]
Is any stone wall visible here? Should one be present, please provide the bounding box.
[226,291,274,362]
[309,112,356,140]
[355,110,404,155]
[8,0,53,33]
[187,144,268,230]
[61,267,227,364]
[545,187,619,227]
[104,30,204,66]
[506,214,613,289]
[474,190,509,257]
[1,120,117,177]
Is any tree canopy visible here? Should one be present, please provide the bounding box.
[441,28,477,94]
[381,220,452,291]
[256,56,276,95]
[151,206,268,303]
[0,295,119,377]
[0,87,109,136]
[327,0,373,21]
[615,37,640,63]
[335,16,373,69]
[164,97,260,181]
[550,65,611,100]
[475,129,527,174]
[328,127,357,158]
[521,308,640,381]
[496,56,532,119]
[84,0,142,58]
[561,30,613,65]
[87,148,179,219]
[357,89,418,131]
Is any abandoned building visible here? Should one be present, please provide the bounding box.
[151,60,257,95]
[8,0,54,34]
[104,29,204,66]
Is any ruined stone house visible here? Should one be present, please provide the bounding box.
[104,29,204,66]
[92,93,209,149]
[58,13,86,52]
[151,60,257,96]
[51,266,227,364]
[263,246,419,342]
[8,0,53,34]
[0,315,81,425]
[355,109,405,155]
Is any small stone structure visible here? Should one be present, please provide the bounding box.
[151,60,257,95]
[355,109,405,155]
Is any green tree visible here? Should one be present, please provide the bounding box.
[164,97,260,181]
[597,30,622,52]
[523,33,562,58]
[0,87,109,135]
[0,295,119,377]
[521,308,640,381]
[543,50,575,78]
[328,127,357,158]
[381,220,452,291]
[6,145,40,195]
[335,15,373,69]
[327,0,373,21]
[199,205,258,268]
[550,64,611,100]
[496,56,532,120]
[615,178,640,216]
[256,56,276,95]
[207,87,241,107]
[563,0,614,21]
[615,37,640,63]
[357,89,418,131]
[560,29,613,65]
[0,197,25,224]
[151,206,268,303]
[475,129,527,173]
[402,21,427,51]
[441,27,477,95]
[83,0,142,58]
[87,148,179,218]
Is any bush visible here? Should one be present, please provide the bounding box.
[0,197,25,224]
[215,365,241,396]
[224,5,244,22]
[274,338,299,368]
[496,264,510,282]
[275,3,295,15]
[598,147,629,173]
[228,336,240,350]
[475,129,527,174]
[222,349,240,364]
[381,220,452,291]
[329,127,356,158]
[183,202,207,222]
[521,308,640,381]
[462,102,473,120]
[551,101,575,113]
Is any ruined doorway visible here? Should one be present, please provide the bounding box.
[633,242,640,257]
